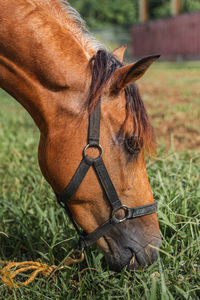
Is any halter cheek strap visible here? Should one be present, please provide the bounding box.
[56,98,157,250]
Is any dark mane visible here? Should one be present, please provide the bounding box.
[87,50,155,155]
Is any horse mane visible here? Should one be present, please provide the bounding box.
[59,0,105,52]
[87,50,156,156]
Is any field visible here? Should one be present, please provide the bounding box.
[0,62,200,299]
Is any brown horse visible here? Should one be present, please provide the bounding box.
[0,0,161,271]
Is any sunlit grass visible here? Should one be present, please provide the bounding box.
[0,64,200,300]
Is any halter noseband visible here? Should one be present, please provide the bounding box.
[56,98,157,250]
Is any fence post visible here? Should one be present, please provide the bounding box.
[172,0,181,16]
[139,0,148,22]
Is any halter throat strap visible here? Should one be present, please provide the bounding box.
[56,98,157,250]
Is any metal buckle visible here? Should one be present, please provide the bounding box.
[111,205,129,224]
[60,250,85,268]
[83,143,104,163]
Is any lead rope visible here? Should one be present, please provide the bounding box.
[0,250,84,288]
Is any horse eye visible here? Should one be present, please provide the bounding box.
[124,136,142,155]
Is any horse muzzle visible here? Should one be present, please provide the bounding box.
[100,217,161,271]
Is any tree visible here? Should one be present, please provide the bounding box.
[69,0,139,28]
[148,0,200,20]
[68,0,200,28]
[182,0,200,13]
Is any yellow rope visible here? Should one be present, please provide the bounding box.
[0,250,84,288]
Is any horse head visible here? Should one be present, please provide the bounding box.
[0,0,161,271]
[38,45,161,270]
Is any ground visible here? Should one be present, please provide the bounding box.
[138,61,200,152]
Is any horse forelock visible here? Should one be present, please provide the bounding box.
[88,50,156,156]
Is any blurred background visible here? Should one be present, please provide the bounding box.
[69,0,200,61]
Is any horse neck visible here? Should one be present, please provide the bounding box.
[0,0,92,135]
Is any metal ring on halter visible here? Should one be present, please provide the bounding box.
[111,205,129,224]
[83,143,104,163]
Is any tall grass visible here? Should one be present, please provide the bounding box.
[0,85,199,299]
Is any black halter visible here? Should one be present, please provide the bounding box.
[56,98,157,250]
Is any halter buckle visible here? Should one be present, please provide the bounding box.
[111,205,130,224]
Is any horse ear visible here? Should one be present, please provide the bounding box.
[110,55,160,93]
[112,45,127,63]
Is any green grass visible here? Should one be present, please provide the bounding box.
[0,63,200,299]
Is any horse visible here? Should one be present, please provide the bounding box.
[0,0,161,271]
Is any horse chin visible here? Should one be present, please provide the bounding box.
[98,237,136,271]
